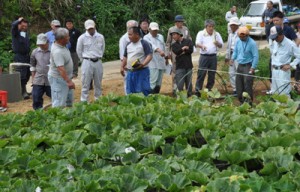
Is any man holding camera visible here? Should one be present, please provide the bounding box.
[120,26,152,96]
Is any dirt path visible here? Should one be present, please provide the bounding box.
[1,40,269,114]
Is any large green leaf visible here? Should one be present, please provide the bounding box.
[0,148,17,166]
[206,177,240,192]
[138,134,164,151]
[155,172,191,191]
[122,151,140,164]
[120,174,148,192]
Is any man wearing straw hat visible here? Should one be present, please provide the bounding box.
[231,26,258,104]
[225,17,240,96]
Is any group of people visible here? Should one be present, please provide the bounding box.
[11,3,300,109]
[118,14,255,104]
[262,1,300,97]
[12,18,104,109]
[119,15,223,99]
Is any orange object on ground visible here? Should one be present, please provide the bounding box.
[0,90,8,108]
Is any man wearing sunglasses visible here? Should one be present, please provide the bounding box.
[46,20,61,49]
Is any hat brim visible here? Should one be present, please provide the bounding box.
[170,32,182,36]
[150,27,159,30]
[37,40,47,45]
[269,34,278,40]
[85,25,95,30]
[51,21,61,26]
[229,22,240,26]
[175,19,184,22]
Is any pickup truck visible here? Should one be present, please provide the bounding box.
[240,0,300,36]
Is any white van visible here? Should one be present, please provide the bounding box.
[240,0,282,36]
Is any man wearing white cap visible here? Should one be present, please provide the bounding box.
[45,19,61,49]
[225,17,240,96]
[30,33,51,110]
[77,19,105,102]
[143,22,167,93]
[269,25,300,96]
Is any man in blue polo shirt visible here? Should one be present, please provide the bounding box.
[45,20,61,49]
[120,26,153,96]
[231,27,259,104]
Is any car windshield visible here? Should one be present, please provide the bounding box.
[244,3,265,16]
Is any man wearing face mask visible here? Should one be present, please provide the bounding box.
[77,19,105,102]
[11,17,31,99]
[231,27,259,105]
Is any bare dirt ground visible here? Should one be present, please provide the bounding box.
[1,40,269,114]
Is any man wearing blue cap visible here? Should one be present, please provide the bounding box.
[269,25,300,96]
[166,15,192,96]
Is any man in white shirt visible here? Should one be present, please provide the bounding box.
[225,17,240,95]
[195,19,223,97]
[144,22,167,93]
[269,26,300,96]
[77,19,105,102]
[225,6,237,34]
[119,20,138,94]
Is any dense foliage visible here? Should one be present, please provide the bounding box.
[1,93,300,191]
